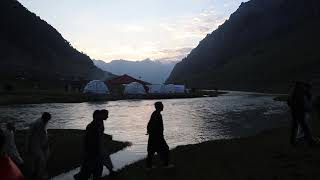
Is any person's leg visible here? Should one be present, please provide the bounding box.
[103,155,114,172]
[75,159,92,180]
[297,112,314,144]
[146,151,155,168]
[24,154,35,180]
[38,154,49,180]
[32,155,42,180]
[93,159,103,180]
[159,140,169,166]
[290,111,299,145]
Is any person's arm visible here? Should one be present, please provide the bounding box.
[8,131,24,165]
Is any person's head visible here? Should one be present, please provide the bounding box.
[0,129,5,156]
[100,109,109,121]
[41,112,51,124]
[6,122,16,132]
[93,110,101,120]
[154,101,164,112]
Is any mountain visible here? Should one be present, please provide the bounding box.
[93,59,177,84]
[166,0,320,93]
[0,0,111,81]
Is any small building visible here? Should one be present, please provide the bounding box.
[107,74,150,95]
[83,80,109,94]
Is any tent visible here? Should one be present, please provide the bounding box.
[124,82,147,94]
[83,80,109,94]
[147,84,163,94]
[174,85,186,94]
[163,84,175,94]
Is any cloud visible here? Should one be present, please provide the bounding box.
[81,5,231,62]
[158,7,227,41]
[121,24,146,32]
[155,47,194,61]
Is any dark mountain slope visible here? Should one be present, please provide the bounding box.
[0,0,106,81]
[166,0,320,92]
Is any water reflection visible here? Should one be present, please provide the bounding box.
[0,92,288,152]
[45,92,289,179]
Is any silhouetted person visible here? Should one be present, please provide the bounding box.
[0,129,24,180]
[288,82,315,146]
[25,112,51,180]
[74,110,106,180]
[146,102,170,168]
[3,122,24,166]
[99,109,116,176]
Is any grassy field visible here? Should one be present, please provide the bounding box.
[15,129,129,178]
[0,91,113,105]
[0,91,225,106]
[105,103,320,180]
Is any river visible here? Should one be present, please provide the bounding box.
[0,91,289,179]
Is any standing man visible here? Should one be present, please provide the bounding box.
[146,101,170,168]
[99,109,116,176]
[26,112,51,180]
[288,82,315,146]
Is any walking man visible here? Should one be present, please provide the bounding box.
[146,102,170,168]
[75,110,107,180]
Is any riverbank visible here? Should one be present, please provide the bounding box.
[109,115,320,179]
[14,129,129,178]
[0,91,225,106]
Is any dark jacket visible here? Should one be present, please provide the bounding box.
[84,120,104,158]
[147,111,164,139]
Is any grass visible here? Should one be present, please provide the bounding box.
[273,95,289,102]
[0,90,225,106]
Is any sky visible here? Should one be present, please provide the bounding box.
[18,0,247,62]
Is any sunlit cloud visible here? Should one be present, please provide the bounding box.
[93,8,227,61]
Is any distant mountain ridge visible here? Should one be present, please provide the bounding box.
[166,0,320,92]
[94,59,177,84]
[0,0,111,81]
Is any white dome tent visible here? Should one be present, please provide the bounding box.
[163,84,175,94]
[124,82,147,95]
[83,80,109,94]
[147,84,163,94]
[174,85,186,94]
